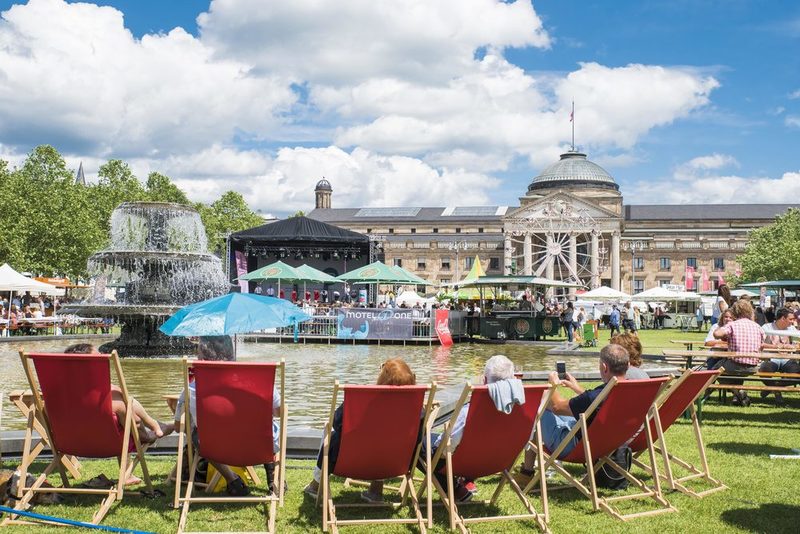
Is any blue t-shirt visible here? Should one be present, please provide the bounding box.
[568,384,605,422]
[609,309,620,326]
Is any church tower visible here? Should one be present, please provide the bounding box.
[315,178,332,209]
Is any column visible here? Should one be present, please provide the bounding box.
[568,234,577,299]
[545,234,555,299]
[590,231,600,288]
[611,231,621,291]
[503,234,512,275]
[523,233,532,276]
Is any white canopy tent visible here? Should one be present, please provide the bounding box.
[580,286,631,301]
[1,263,64,336]
[395,290,434,308]
[633,286,700,302]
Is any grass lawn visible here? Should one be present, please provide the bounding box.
[3,395,799,533]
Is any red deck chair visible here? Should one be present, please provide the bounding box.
[628,369,726,498]
[175,358,287,534]
[524,377,675,521]
[423,383,553,533]
[321,382,437,533]
[2,351,152,527]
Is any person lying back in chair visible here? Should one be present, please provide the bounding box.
[174,336,282,497]
[516,344,629,484]
[425,354,525,503]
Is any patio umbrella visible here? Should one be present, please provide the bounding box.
[337,261,412,284]
[239,260,303,299]
[294,264,340,284]
[391,265,434,286]
[159,293,312,337]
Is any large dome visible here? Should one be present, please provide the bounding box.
[527,151,618,193]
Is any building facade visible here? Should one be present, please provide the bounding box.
[308,151,797,293]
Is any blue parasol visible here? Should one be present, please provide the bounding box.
[159,293,311,337]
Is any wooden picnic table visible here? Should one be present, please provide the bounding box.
[661,349,793,369]
[669,340,799,353]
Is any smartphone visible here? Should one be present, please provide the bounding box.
[556,361,566,380]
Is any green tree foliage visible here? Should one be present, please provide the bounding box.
[199,191,265,256]
[738,208,800,281]
[0,146,264,277]
[146,172,190,204]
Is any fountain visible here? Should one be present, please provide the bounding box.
[69,202,229,356]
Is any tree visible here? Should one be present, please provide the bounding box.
[199,191,264,256]
[737,208,800,281]
[146,172,190,204]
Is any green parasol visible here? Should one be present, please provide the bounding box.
[239,260,304,298]
[295,264,340,284]
[391,265,435,286]
[337,261,413,284]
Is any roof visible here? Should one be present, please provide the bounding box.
[229,216,368,244]
[527,151,618,193]
[624,204,799,221]
[308,206,506,223]
[315,178,332,191]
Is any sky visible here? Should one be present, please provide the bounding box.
[0,0,798,215]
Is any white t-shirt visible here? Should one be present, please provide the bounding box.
[761,321,796,345]
[712,296,725,318]
[704,322,721,343]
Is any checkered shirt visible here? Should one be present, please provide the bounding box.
[718,319,764,366]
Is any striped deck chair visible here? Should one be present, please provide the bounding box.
[2,351,152,527]
[321,382,437,533]
[628,369,727,498]
[423,383,554,533]
[524,377,675,521]
[175,358,287,534]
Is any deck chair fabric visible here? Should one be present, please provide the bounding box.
[321,382,436,534]
[628,369,726,498]
[176,358,287,534]
[426,383,552,533]
[2,351,152,527]
[525,377,676,522]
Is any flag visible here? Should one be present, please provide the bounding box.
[717,271,726,286]
[685,266,695,291]
[701,267,710,292]
[569,110,574,122]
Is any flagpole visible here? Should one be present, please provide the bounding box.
[571,101,575,151]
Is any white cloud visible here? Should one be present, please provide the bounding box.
[0,0,295,156]
[789,89,800,99]
[785,115,800,128]
[199,0,551,85]
[684,153,739,171]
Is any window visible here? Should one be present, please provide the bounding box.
[393,258,402,267]
[633,257,644,271]
[659,257,671,271]
[433,228,439,233]
[489,257,500,271]
[633,280,645,293]
[440,278,451,284]
[478,228,484,233]
[411,228,416,234]
[686,257,697,268]
[388,228,394,234]
[659,279,673,287]
[713,257,725,270]
[455,228,462,233]
[417,258,426,270]
[441,257,451,270]
[465,256,474,269]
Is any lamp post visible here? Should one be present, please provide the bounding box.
[624,240,648,295]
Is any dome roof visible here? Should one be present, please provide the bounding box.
[315,178,332,191]
[527,151,618,193]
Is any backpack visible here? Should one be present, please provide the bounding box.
[594,446,632,490]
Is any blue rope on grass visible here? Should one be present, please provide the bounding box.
[0,505,155,534]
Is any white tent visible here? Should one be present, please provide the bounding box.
[0,263,64,296]
[395,290,432,307]
[580,286,631,301]
[633,286,700,302]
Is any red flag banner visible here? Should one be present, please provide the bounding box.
[717,271,726,286]
[701,267,710,292]
[435,309,453,347]
[685,266,695,291]
[235,250,249,293]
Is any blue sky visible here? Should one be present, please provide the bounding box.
[0,0,798,213]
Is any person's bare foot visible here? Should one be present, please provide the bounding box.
[125,475,143,486]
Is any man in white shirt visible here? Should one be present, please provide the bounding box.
[759,307,799,405]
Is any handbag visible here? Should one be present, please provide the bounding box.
[594,446,632,490]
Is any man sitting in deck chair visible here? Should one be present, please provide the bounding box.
[426,354,525,502]
[516,344,630,483]
[174,336,283,497]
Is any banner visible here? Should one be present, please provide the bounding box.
[235,250,249,293]
[435,309,453,346]
[717,271,726,286]
[701,267,710,292]
[337,308,414,340]
[684,266,694,291]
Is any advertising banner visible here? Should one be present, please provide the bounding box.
[337,308,414,340]
[435,309,453,346]
[684,266,694,291]
[235,251,249,293]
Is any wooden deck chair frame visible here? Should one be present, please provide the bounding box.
[421,382,554,534]
[523,377,676,521]
[630,369,727,498]
[2,350,152,527]
[321,381,437,534]
[175,357,287,534]
[8,389,83,480]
